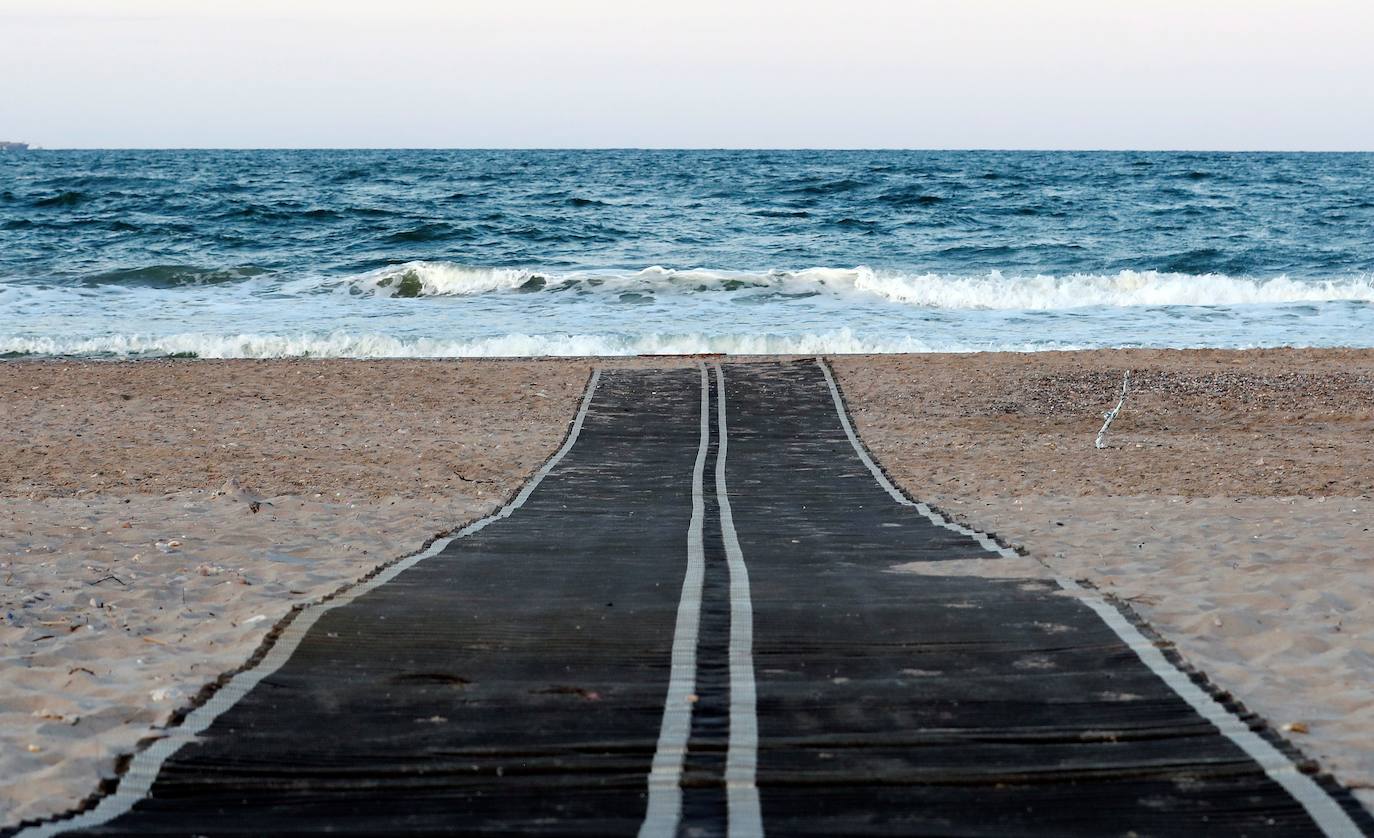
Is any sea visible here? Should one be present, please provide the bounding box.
[1,149,1372,358]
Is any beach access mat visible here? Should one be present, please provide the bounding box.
[19,361,1370,837]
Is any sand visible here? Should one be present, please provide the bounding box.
[2,350,1372,825]
[1,359,588,825]
[830,348,1374,498]
[831,349,1374,810]
[1,492,472,822]
[915,497,1374,802]
[1,359,590,500]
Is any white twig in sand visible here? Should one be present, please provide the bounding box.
[1095,370,1131,450]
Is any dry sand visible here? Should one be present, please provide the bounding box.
[1,359,590,500]
[1,492,472,822]
[832,349,1374,810]
[1,359,588,825]
[2,351,1372,824]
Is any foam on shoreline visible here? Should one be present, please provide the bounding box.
[343,263,1374,308]
[0,328,1070,359]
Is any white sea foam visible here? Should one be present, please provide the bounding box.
[339,262,1374,309]
[852,270,1374,309]
[4,263,1372,359]
[343,264,543,297]
[0,329,1068,359]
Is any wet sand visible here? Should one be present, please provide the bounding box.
[2,350,1372,823]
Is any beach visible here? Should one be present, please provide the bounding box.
[0,359,590,823]
[833,348,1374,810]
[2,349,1372,824]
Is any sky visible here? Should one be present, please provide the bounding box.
[1,0,1371,150]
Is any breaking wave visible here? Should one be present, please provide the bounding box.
[343,262,1374,309]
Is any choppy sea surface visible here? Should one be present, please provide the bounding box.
[1,149,1372,357]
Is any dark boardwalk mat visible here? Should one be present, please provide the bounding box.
[39,369,705,836]
[719,360,1366,836]
[14,361,1367,838]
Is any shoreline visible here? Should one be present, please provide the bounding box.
[4,345,1373,362]
[3,349,1372,823]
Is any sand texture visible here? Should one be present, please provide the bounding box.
[833,350,1374,810]
[924,495,1374,810]
[0,359,590,500]
[1,359,587,825]
[1,492,473,823]
[832,348,1374,497]
[3,351,1372,825]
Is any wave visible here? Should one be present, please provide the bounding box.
[876,189,946,207]
[341,262,1374,309]
[78,265,271,288]
[750,209,810,218]
[379,223,469,244]
[0,329,1069,359]
[849,269,1374,309]
[33,190,89,208]
[344,264,552,298]
[786,178,868,196]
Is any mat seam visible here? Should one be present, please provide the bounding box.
[640,363,711,837]
[714,364,764,838]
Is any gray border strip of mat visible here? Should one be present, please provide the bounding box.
[14,369,605,838]
[640,363,711,837]
[815,357,1363,838]
[714,364,764,838]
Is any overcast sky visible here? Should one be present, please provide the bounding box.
[2,0,1371,149]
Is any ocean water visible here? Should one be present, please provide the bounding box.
[1,149,1372,358]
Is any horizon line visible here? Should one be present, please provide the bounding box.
[10,146,1374,154]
